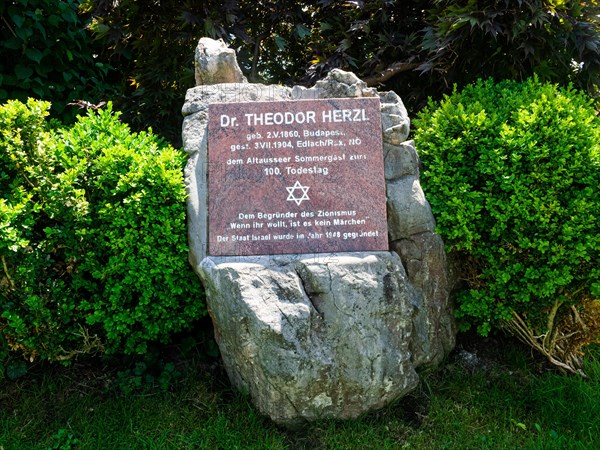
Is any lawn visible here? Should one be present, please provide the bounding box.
[1,332,598,449]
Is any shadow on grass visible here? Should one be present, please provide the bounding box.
[1,331,598,449]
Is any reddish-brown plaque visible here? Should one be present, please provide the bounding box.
[207,97,388,256]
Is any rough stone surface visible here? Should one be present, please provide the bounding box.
[199,252,419,427]
[379,91,411,145]
[391,234,455,367]
[311,68,378,98]
[182,38,455,427]
[194,38,248,85]
[386,176,436,240]
[384,140,421,180]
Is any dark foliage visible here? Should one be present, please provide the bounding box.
[0,0,113,122]
[421,0,600,94]
[80,0,600,144]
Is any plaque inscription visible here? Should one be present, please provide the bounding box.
[207,97,388,256]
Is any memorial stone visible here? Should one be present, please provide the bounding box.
[183,38,456,427]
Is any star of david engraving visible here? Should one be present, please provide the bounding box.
[286,181,310,206]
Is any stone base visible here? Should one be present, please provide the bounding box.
[197,252,420,427]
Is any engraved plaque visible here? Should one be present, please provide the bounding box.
[207,97,388,256]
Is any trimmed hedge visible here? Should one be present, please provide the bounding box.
[414,78,599,369]
[1,99,205,366]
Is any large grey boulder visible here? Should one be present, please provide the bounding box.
[182,38,455,426]
[199,252,419,426]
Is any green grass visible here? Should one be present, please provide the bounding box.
[1,336,599,449]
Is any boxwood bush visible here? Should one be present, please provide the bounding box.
[1,99,205,366]
[414,78,600,373]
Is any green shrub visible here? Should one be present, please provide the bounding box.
[1,99,205,362]
[414,78,600,373]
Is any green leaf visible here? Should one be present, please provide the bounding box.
[14,65,33,80]
[274,35,287,51]
[10,14,25,29]
[6,360,27,380]
[25,48,43,64]
[48,15,60,27]
[15,25,33,41]
[3,37,23,50]
[60,6,77,24]
[203,18,217,38]
[295,24,311,39]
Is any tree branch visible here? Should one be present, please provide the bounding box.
[363,61,420,86]
[250,35,263,83]
[2,255,15,290]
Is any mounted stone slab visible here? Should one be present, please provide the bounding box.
[182,38,456,427]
